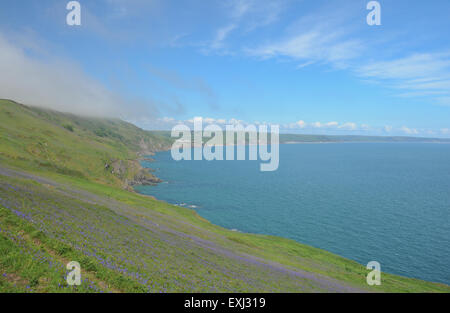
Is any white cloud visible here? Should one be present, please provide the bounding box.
[104,0,161,18]
[204,117,216,124]
[161,116,248,127]
[207,0,288,53]
[400,126,419,135]
[358,53,450,81]
[229,0,253,19]
[338,122,357,130]
[240,3,450,107]
[244,3,364,68]
[210,24,237,50]
[358,53,450,103]
[0,32,158,118]
[384,125,393,133]
[325,121,339,128]
[247,29,362,67]
[296,61,315,69]
[160,117,175,123]
[296,120,306,128]
[146,117,449,138]
[285,120,360,131]
[228,0,287,30]
[228,118,244,125]
[312,121,351,129]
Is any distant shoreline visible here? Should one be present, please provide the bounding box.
[164,141,450,148]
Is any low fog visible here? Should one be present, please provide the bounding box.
[0,32,158,119]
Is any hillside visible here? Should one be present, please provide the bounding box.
[0,99,449,293]
[0,99,172,189]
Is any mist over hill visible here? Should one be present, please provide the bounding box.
[0,99,172,189]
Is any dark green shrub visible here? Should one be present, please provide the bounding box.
[63,124,74,132]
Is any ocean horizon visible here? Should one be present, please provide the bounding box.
[137,142,450,285]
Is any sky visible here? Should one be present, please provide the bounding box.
[0,0,449,137]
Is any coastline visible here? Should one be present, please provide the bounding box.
[2,99,449,292]
[135,140,450,187]
[133,145,450,287]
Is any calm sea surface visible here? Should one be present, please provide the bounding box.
[136,143,450,284]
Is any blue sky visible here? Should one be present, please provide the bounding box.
[0,0,449,136]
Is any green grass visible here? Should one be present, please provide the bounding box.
[0,99,449,293]
[0,205,144,293]
[0,99,172,187]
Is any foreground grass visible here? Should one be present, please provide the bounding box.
[58,174,450,293]
[1,169,449,293]
[0,206,136,293]
[0,172,315,292]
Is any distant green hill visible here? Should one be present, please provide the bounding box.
[0,99,172,189]
[279,133,450,143]
[1,99,449,293]
[155,129,450,146]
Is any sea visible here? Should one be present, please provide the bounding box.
[136,143,450,285]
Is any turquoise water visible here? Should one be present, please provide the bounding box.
[136,143,450,285]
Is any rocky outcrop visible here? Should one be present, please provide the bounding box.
[129,168,162,186]
[104,158,162,190]
[102,137,170,190]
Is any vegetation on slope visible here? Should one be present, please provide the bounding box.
[0,99,449,293]
[0,99,172,189]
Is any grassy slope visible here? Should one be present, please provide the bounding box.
[0,99,449,293]
[0,99,172,188]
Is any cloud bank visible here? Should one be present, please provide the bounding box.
[132,116,448,138]
[0,32,157,119]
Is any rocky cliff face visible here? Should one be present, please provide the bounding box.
[129,168,162,186]
[138,137,172,156]
[104,158,162,191]
[103,136,172,190]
